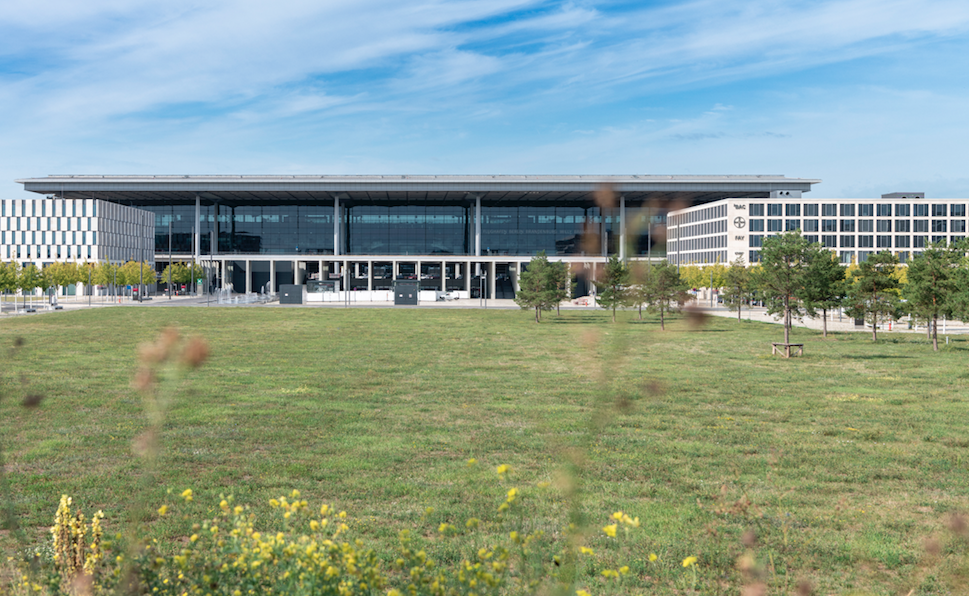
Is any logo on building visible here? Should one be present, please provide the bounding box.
[733,216,746,229]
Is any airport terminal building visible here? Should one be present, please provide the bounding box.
[14,174,818,298]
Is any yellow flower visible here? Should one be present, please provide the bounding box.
[310,520,320,531]
[157,505,168,516]
[466,458,477,466]
[580,546,594,555]
[465,518,480,529]
[612,511,624,520]
[269,499,280,508]
[496,464,511,476]
[189,534,198,543]
[602,524,617,537]
[619,566,630,575]
[219,500,229,510]
[649,553,658,562]
[180,489,193,502]
[576,590,592,596]
[602,569,618,578]
[682,556,697,568]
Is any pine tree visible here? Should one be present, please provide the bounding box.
[721,257,753,322]
[845,250,901,342]
[801,248,846,338]
[641,260,688,330]
[754,230,814,345]
[595,255,631,323]
[902,240,968,350]
[514,251,561,322]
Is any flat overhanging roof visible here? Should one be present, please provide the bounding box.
[16,174,820,206]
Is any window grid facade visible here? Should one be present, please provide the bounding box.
[668,197,969,266]
[0,198,153,266]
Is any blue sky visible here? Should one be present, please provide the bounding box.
[2,0,969,197]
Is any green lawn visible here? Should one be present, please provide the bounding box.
[2,307,969,594]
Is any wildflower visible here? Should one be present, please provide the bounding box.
[269,499,280,508]
[506,488,518,501]
[602,569,618,578]
[496,464,511,476]
[466,458,477,466]
[649,553,658,562]
[576,590,592,596]
[219,500,229,510]
[619,566,630,575]
[602,524,617,537]
[682,556,697,568]
[310,520,320,531]
[465,518,480,529]
[580,547,594,555]
[157,505,168,516]
[181,489,193,502]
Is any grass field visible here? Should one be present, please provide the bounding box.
[2,307,969,594]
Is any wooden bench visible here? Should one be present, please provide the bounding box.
[771,342,804,358]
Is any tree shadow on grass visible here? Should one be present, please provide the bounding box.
[839,353,915,359]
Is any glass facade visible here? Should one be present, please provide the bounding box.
[140,201,665,257]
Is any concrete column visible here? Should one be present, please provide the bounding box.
[393,260,398,279]
[194,194,201,262]
[513,262,521,293]
[343,260,348,291]
[270,260,276,293]
[245,259,251,294]
[601,209,607,256]
[488,261,496,300]
[619,195,626,261]
[294,260,299,285]
[475,196,482,256]
[318,260,323,282]
[441,260,446,291]
[221,259,227,292]
[333,195,340,257]
[367,260,373,291]
[465,261,471,293]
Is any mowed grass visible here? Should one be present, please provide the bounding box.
[2,306,969,594]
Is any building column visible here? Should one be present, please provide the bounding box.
[245,259,251,294]
[343,260,348,292]
[465,261,471,293]
[333,195,340,257]
[475,196,482,256]
[441,260,446,291]
[367,260,373,291]
[221,259,227,292]
[619,195,626,261]
[488,261,496,300]
[270,260,276,293]
[294,260,299,285]
[194,194,201,262]
[601,209,607,257]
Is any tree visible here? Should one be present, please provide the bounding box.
[93,261,118,297]
[902,241,968,351]
[549,260,573,316]
[595,255,632,323]
[754,230,814,345]
[845,251,901,342]
[0,261,20,297]
[640,260,688,330]
[801,249,847,338]
[514,252,561,322]
[721,257,753,322]
[18,264,43,304]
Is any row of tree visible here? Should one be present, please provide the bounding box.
[0,260,207,298]
[695,231,969,350]
[515,252,690,329]
[515,233,969,351]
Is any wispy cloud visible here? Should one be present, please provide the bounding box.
[2,0,969,196]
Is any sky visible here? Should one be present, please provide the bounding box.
[2,0,969,198]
